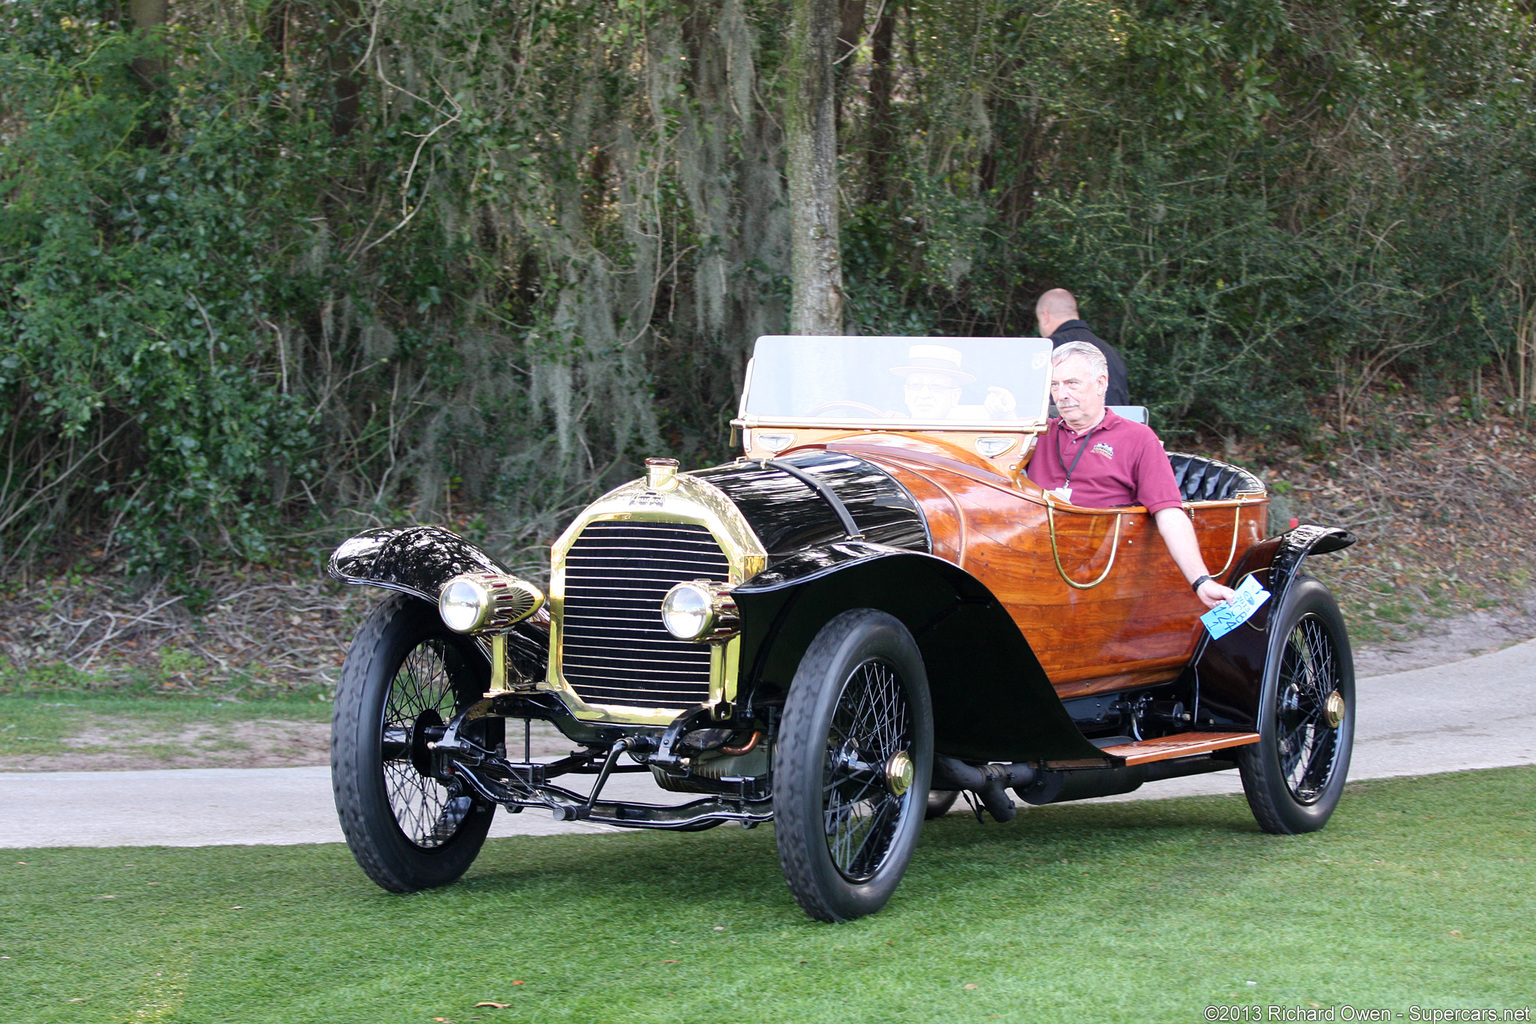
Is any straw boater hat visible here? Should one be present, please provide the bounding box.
[887,344,975,385]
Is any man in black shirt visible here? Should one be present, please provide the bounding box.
[1035,288,1130,406]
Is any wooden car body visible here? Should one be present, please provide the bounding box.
[327,335,1357,921]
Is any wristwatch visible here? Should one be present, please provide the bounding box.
[1190,574,1213,593]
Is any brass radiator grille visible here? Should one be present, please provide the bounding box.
[559,521,729,711]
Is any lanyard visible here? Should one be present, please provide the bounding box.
[1055,420,1100,485]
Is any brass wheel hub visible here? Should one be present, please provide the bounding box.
[1324,690,1346,729]
[884,750,914,796]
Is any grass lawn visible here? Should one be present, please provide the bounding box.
[1,768,1532,1023]
[0,692,331,762]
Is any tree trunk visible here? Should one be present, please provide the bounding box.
[786,0,843,335]
[832,0,865,133]
[323,0,363,139]
[128,0,168,85]
[865,1,897,204]
[128,0,169,146]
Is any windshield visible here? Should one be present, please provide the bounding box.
[738,336,1053,428]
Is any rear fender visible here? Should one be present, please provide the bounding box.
[1188,524,1356,729]
[734,546,1104,764]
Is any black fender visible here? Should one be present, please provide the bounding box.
[328,527,552,680]
[733,544,1105,764]
[1186,524,1357,729]
[328,526,514,603]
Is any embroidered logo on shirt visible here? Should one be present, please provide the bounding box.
[1091,441,1115,459]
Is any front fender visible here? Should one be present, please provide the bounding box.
[1189,524,1357,729]
[328,526,513,604]
[734,547,1104,764]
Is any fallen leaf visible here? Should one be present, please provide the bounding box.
[511,980,525,985]
[712,926,725,931]
[964,984,978,990]
[473,1003,512,1009]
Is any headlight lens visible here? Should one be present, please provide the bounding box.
[440,576,491,633]
[439,572,546,634]
[661,582,714,640]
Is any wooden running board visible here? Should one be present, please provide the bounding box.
[1100,732,1260,766]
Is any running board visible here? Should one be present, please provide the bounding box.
[1100,732,1260,766]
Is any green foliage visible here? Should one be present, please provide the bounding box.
[2,0,1534,570]
[1,11,323,567]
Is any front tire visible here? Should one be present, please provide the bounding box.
[1239,576,1355,834]
[332,593,497,892]
[774,609,934,922]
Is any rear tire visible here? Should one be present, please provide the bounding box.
[332,594,497,891]
[1239,577,1355,834]
[925,790,959,819]
[774,609,933,922]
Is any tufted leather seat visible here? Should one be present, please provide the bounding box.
[1166,453,1265,503]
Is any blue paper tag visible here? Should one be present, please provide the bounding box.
[1200,575,1271,639]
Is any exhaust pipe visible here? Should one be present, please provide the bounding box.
[932,756,1038,823]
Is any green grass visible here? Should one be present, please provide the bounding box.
[0,692,330,761]
[3,769,1532,1023]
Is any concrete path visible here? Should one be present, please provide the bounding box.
[5,638,1534,848]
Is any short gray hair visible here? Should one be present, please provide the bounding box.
[1050,340,1108,379]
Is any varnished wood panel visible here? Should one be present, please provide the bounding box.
[1100,732,1261,765]
[827,435,1269,698]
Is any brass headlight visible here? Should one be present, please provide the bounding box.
[660,580,740,642]
[439,572,546,634]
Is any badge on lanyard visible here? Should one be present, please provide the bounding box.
[1053,421,1095,506]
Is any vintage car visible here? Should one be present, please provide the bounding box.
[327,335,1356,922]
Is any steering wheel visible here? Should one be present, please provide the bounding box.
[808,400,883,417]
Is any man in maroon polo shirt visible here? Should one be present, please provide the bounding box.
[1026,341,1236,611]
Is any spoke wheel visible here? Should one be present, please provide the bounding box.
[925,789,960,820]
[774,609,933,922]
[1239,576,1355,834]
[332,593,498,891]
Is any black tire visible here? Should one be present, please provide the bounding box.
[925,790,959,819]
[774,609,933,922]
[332,593,497,892]
[1238,576,1355,834]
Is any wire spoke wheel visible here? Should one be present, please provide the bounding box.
[822,659,911,881]
[380,640,473,848]
[333,594,497,892]
[1240,577,1355,834]
[1274,618,1341,803]
[775,609,933,922]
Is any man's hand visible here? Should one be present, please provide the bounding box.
[1194,577,1236,610]
[983,386,1016,418]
